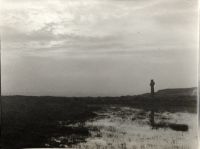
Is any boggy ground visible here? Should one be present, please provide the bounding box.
[73,106,198,149]
[45,106,198,149]
[1,91,197,149]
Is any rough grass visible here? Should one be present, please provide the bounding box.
[0,92,197,149]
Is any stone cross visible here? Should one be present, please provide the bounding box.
[150,79,155,96]
[150,79,155,127]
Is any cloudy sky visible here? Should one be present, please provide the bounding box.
[1,0,198,96]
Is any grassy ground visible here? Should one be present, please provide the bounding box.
[0,89,197,149]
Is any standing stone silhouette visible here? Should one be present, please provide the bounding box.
[150,79,155,96]
[150,79,155,127]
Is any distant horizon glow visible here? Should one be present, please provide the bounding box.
[1,0,198,96]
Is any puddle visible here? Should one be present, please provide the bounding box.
[47,107,198,149]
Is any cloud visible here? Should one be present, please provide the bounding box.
[1,0,197,44]
[1,0,198,96]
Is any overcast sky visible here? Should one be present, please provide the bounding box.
[1,0,198,96]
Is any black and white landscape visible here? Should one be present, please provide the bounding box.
[1,0,198,149]
[1,88,198,148]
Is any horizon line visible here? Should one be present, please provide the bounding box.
[1,86,197,98]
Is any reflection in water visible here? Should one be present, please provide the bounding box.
[47,107,198,149]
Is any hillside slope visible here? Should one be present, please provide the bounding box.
[156,87,197,96]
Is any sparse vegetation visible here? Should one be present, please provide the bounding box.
[1,88,197,149]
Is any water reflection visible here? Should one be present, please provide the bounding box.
[47,106,198,149]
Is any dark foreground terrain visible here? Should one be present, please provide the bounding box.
[0,88,197,149]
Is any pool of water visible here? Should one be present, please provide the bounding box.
[48,106,198,149]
